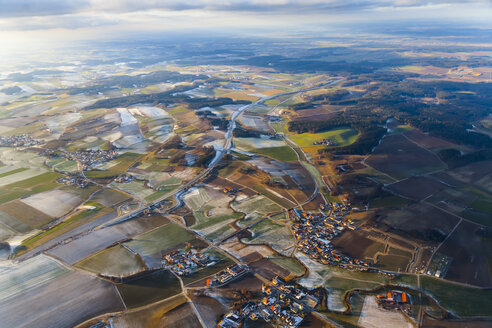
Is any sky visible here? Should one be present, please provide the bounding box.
[0,0,491,59]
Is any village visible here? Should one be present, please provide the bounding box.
[312,138,337,146]
[290,208,370,271]
[59,149,118,170]
[162,247,218,276]
[210,263,249,286]
[218,276,319,328]
[0,134,40,147]
[114,174,135,183]
[56,175,90,188]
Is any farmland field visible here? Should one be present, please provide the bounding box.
[116,269,181,309]
[75,245,146,276]
[374,202,460,243]
[184,187,211,210]
[110,180,155,200]
[107,294,187,328]
[0,171,63,205]
[366,134,446,180]
[0,270,125,328]
[0,254,70,302]
[421,276,492,317]
[268,256,306,276]
[21,189,82,217]
[18,202,110,254]
[234,137,286,151]
[246,219,295,254]
[288,127,359,148]
[251,146,298,162]
[232,194,283,215]
[124,223,194,256]
[331,230,386,261]
[436,221,492,287]
[0,200,53,229]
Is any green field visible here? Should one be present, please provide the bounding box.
[110,180,155,200]
[249,218,284,238]
[288,127,359,148]
[144,186,179,202]
[205,224,236,241]
[192,209,243,230]
[125,223,194,256]
[75,245,145,276]
[251,146,298,162]
[376,254,411,272]
[421,276,492,316]
[268,256,306,276]
[0,167,29,178]
[470,198,492,214]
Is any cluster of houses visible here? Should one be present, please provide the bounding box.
[377,290,412,313]
[313,138,337,146]
[424,253,452,278]
[162,248,217,276]
[0,134,40,147]
[218,276,318,328]
[209,264,248,286]
[319,201,351,214]
[114,174,135,183]
[60,149,118,170]
[223,186,238,195]
[291,209,369,271]
[56,176,90,188]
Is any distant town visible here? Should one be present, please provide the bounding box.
[0,134,40,147]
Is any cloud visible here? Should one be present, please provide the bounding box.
[0,0,487,18]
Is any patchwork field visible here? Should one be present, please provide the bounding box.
[0,200,52,229]
[0,171,63,205]
[184,187,212,211]
[232,194,283,216]
[245,218,295,255]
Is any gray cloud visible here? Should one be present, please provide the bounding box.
[0,0,487,18]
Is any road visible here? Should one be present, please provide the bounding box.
[101,79,343,228]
